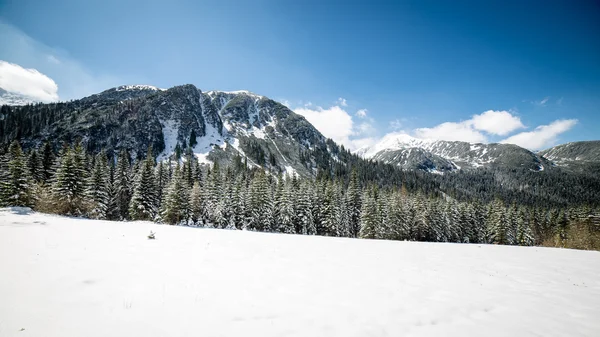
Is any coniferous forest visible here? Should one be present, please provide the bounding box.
[1,139,599,250]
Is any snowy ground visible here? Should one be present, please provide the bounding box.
[1,208,599,337]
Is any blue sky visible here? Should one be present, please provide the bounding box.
[1,0,598,150]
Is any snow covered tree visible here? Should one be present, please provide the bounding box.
[27,149,44,183]
[182,150,198,188]
[87,150,111,219]
[516,208,534,246]
[52,145,88,215]
[155,161,170,209]
[346,169,362,237]
[321,180,340,236]
[40,141,55,182]
[189,181,204,225]
[296,181,316,235]
[487,199,509,245]
[276,176,296,234]
[359,188,378,239]
[1,140,32,207]
[112,149,132,220]
[161,163,190,225]
[129,147,158,221]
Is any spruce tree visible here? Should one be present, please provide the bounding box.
[1,140,32,207]
[40,141,55,182]
[359,188,378,239]
[516,208,534,246]
[346,169,362,237]
[52,145,88,215]
[155,161,170,209]
[113,149,132,220]
[189,181,204,225]
[27,149,44,183]
[87,150,111,219]
[129,147,158,220]
[161,163,190,225]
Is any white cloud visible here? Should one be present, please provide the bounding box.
[411,110,524,142]
[415,121,488,143]
[0,60,59,102]
[294,102,375,150]
[356,109,367,118]
[469,110,525,135]
[295,105,355,147]
[0,21,122,100]
[500,119,577,150]
[357,121,375,134]
[337,97,347,107]
[350,137,378,150]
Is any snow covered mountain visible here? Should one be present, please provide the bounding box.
[0,88,42,106]
[539,141,600,174]
[539,141,600,164]
[357,133,550,172]
[0,84,330,177]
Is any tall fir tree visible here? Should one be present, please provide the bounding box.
[52,145,88,215]
[1,141,32,207]
[129,147,158,220]
[113,149,132,220]
[161,163,190,225]
[40,141,56,182]
[87,150,111,219]
[27,149,44,183]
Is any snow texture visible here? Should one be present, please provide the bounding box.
[1,208,599,337]
[157,119,180,161]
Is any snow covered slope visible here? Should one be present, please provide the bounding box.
[2,84,328,177]
[539,141,600,174]
[1,208,599,337]
[357,133,549,172]
[0,88,43,106]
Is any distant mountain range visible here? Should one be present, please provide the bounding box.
[355,133,552,172]
[1,84,599,177]
[1,84,599,206]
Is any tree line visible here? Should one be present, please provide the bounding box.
[1,140,598,248]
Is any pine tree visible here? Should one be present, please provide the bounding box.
[321,180,339,236]
[87,150,110,219]
[113,149,132,220]
[155,161,170,209]
[161,163,190,225]
[40,141,55,182]
[297,180,316,235]
[346,169,362,237]
[359,188,378,239]
[189,181,204,225]
[27,149,44,183]
[129,147,158,220]
[276,176,296,234]
[488,199,509,245]
[1,141,32,207]
[52,145,88,215]
[516,208,534,246]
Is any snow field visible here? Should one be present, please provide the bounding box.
[0,208,599,337]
